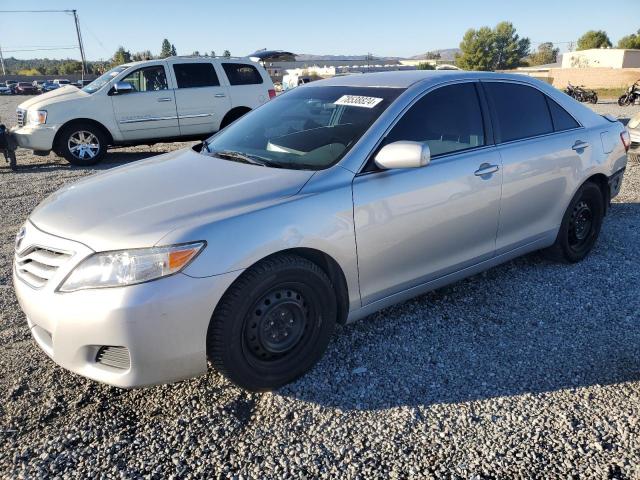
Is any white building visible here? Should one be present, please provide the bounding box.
[561,48,640,69]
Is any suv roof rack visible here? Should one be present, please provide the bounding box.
[166,55,248,60]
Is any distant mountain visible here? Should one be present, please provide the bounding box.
[409,48,460,61]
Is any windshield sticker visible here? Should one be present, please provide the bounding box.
[334,95,383,109]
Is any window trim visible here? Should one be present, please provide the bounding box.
[118,64,169,95]
[172,62,220,89]
[480,79,584,147]
[357,79,492,175]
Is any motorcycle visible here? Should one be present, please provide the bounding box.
[565,83,598,104]
[0,124,17,170]
[618,80,640,106]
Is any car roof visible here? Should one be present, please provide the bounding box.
[308,70,548,89]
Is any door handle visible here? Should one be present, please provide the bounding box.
[474,163,500,176]
[214,93,226,98]
[572,140,590,151]
[157,97,173,102]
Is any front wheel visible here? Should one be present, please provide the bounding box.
[56,123,107,166]
[544,182,604,263]
[206,254,337,391]
[618,94,631,106]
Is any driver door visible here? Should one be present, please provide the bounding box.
[111,63,179,140]
[352,82,502,305]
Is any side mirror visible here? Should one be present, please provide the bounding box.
[374,141,431,170]
[110,81,134,95]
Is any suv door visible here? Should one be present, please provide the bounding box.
[170,61,231,136]
[352,82,503,305]
[482,81,586,253]
[221,62,269,110]
[111,63,179,140]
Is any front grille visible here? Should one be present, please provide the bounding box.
[16,108,26,127]
[96,346,131,370]
[15,246,72,288]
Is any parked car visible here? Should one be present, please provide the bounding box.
[40,81,60,93]
[52,78,71,86]
[32,80,46,91]
[73,79,93,88]
[5,80,17,93]
[15,82,38,95]
[626,111,640,158]
[0,84,11,95]
[11,56,276,165]
[13,71,628,391]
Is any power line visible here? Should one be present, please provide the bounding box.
[3,47,78,53]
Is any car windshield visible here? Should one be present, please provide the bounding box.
[82,66,128,94]
[201,86,404,170]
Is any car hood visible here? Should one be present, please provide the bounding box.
[18,85,85,110]
[30,148,315,251]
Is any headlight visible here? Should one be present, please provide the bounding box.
[629,116,640,129]
[59,242,205,292]
[26,109,47,125]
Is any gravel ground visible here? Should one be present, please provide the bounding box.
[1,95,640,478]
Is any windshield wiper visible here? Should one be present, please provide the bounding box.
[213,150,282,168]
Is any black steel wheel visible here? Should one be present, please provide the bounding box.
[545,182,604,263]
[207,254,337,391]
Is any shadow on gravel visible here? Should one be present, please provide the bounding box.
[279,201,640,411]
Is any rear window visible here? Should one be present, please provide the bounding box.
[173,63,220,88]
[222,63,263,85]
[546,98,580,131]
[484,82,553,143]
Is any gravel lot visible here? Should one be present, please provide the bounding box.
[1,95,640,478]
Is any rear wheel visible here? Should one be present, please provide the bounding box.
[589,93,598,104]
[56,123,107,166]
[544,182,604,263]
[206,254,337,391]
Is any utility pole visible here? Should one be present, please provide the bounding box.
[0,44,6,76]
[72,10,87,79]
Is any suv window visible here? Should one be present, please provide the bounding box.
[546,97,580,131]
[484,82,553,143]
[222,63,263,85]
[384,82,485,157]
[121,65,168,92]
[173,63,220,88]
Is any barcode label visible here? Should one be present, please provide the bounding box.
[334,95,383,109]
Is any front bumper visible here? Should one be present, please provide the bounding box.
[13,222,242,388]
[11,124,58,152]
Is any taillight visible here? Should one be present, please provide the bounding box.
[621,130,631,152]
[268,89,276,100]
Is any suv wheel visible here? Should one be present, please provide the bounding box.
[545,182,604,263]
[56,123,107,166]
[207,254,337,391]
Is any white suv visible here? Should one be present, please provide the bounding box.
[12,57,275,165]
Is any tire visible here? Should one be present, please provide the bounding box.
[544,182,604,263]
[55,122,107,166]
[618,94,631,107]
[206,254,337,391]
[589,93,598,104]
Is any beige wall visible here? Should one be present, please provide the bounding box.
[549,68,640,88]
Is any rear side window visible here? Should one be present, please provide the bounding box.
[384,82,485,157]
[484,82,553,143]
[546,98,580,131]
[173,63,219,88]
[222,63,263,85]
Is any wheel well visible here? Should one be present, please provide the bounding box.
[585,173,610,215]
[220,107,251,129]
[53,119,113,151]
[256,248,350,325]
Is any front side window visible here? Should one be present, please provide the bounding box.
[121,65,168,92]
[173,63,220,88]
[384,82,485,157]
[202,86,403,170]
[222,63,263,85]
[484,82,553,143]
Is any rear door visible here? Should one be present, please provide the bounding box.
[111,63,179,140]
[482,81,587,253]
[170,61,230,136]
[221,62,270,111]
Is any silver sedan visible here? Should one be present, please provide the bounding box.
[14,71,629,391]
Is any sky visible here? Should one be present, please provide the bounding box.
[0,0,638,61]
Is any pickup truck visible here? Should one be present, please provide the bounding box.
[12,56,275,165]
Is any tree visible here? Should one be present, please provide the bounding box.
[59,60,83,74]
[618,30,640,49]
[223,50,231,58]
[171,44,177,56]
[577,30,612,50]
[424,51,441,60]
[160,39,172,58]
[210,50,216,57]
[132,50,153,61]
[527,42,559,66]
[111,46,132,66]
[416,62,435,70]
[456,21,530,71]
[192,50,200,56]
